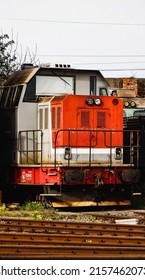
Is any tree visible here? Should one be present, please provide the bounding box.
[0,34,18,82]
[0,33,39,88]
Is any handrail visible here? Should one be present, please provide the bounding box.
[18,128,141,170]
[18,130,43,167]
[54,129,141,168]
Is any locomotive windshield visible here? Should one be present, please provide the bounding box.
[0,85,23,108]
[134,110,145,117]
[36,75,74,95]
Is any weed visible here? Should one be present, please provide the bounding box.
[0,204,6,212]
[20,201,45,211]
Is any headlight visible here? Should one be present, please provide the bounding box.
[130,101,136,107]
[124,101,130,107]
[94,98,102,106]
[86,98,94,105]
[115,147,122,160]
[64,146,72,160]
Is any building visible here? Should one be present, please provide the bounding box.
[106,77,145,96]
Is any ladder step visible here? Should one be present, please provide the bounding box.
[45,183,55,186]
[39,194,62,197]
[132,192,141,196]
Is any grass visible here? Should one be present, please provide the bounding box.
[0,202,62,220]
[0,201,99,222]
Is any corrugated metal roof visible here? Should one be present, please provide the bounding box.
[4,67,39,86]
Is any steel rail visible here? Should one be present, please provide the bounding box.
[0,232,145,247]
[0,226,145,237]
[1,221,145,235]
[0,218,145,259]
[0,215,142,226]
[1,254,144,260]
[0,216,144,229]
[0,244,145,259]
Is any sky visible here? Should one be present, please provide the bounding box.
[1,0,145,78]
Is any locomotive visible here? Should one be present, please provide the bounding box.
[0,64,142,207]
[111,88,145,118]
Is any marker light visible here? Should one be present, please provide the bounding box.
[112,98,119,105]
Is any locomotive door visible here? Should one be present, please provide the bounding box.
[77,108,110,164]
[38,103,51,163]
[77,108,109,146]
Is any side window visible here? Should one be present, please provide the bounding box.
[99,88,108,96]
[51,108,55,129]
[90,76,96,95]
[0,87,9,107]
[39,109,43,129]
[57,107,61,129]
[39,106,49,130]
[0,86,23,108]
[45,108,48,129]
[12,86,23,107]
[6,87,15,107]
[134,110,145,117]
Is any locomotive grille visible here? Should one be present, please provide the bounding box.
[125,117,145,130]
[81,111,90,127]
[97,112,106,128]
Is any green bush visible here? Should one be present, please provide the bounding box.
[20,201,45,211]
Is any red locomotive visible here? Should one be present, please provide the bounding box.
[0,65,142,207]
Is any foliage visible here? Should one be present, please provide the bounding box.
[0,204,6,212]
[0,202,63,220]
[0,32,39,86]
[0,34,18,80]
[26,211,43,220]
[20,201,45,211]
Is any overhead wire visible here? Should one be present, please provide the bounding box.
[1,17,144,72]
[37,54,145,58]
[0,17,145,26]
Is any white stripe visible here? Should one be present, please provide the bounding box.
[52,147,121,154]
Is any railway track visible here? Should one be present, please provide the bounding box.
[0,216,145,259]
[1,218,145,236]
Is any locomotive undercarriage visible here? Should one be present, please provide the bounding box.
[41,167,141,207]
[41,183,132,208]
[3,165,141,207]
